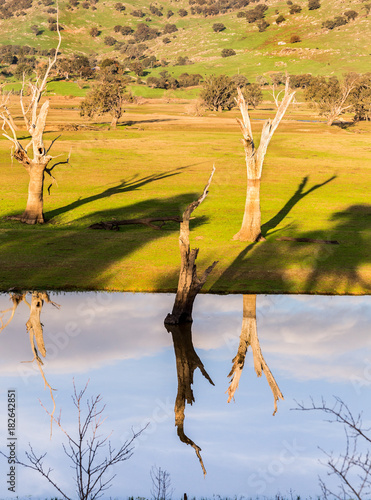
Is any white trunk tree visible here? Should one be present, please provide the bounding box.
[0,23,64,224]
[233,80,295,242]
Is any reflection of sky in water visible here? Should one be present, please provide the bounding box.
[0,292,370,499]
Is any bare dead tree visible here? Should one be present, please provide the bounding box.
[164,167,218,324]
[295,397,371,500]
[9,381,146,500]
[227,295,283,415]
[0,291,59,430]
[150,465,173,500]
[165,321,214,475]
[0,13,70,224]
[233,79,295,242]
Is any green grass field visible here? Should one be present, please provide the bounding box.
[0,97,370,294]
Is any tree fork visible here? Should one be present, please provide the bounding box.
[233,81,295,242]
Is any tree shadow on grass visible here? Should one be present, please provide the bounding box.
[46,169,183,222]
[210,204,371,294]
[297,204,371,293]
[261,174,337,237]
[0,193,208,291]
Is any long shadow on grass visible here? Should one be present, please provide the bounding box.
[261,175,336,237]
[120,119,175,127]
[210,204,371,294]
[46,170,182,222]
[0,193,208,291]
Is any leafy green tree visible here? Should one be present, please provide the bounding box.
[243,83,263,109]
[304,73,359,125]
[200,74,236,111]
[349,73,371,121]
[308,0,320,10]
[221,48,236,57]
[80,74,128,127]
[212,23,225,32]
[89,26,100,37]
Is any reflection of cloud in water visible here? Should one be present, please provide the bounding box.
[0,293,370,383]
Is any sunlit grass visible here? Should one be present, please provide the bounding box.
[0,98,370,294]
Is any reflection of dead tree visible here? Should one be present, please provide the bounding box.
[0,291,60,430]
[295,397,371,500]
[150,465,173,500]
[165,167,217,324]
[165,322,214,476]
[227,295,283,415]
[9,381,146,500]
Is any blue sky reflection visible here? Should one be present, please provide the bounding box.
[0,292,370,499]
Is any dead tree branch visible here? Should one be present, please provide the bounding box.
[8,380,147,500]
[165,167,218,324]
[294,397,371,500]
[88,216,184,231]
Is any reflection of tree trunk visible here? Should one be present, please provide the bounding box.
[165,322,214,476]
[165,168,217,324]
[227,295,284,415]
[1,291,59,432]
[26,292,51,359]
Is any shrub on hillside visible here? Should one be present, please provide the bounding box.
[308,0,320,10]
[276,14,285,24]
[131,9,145,17]
[115,2,125,11]
[163,23,178,34]
[322,16,347,30]
[150,5,163,17]
[245,4,268,23]
[221,48,236,57]
[178,8,188,16]
[89,27,100,37]
[212,23,226,32]
[167,9,174,18]
[344,10,358,21]
[176,55,191,65]
[121,26,134,35]
[134,23,159,42]
[289,4,302,14]
[290,34,301,43]
[104,36,117,46]
[257,20,269,31]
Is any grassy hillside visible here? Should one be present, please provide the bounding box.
[0,0,370,83]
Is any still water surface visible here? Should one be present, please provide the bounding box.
[0,292,370,499]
